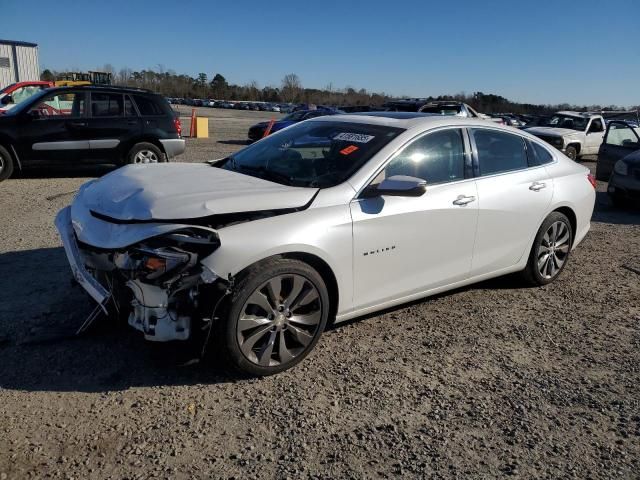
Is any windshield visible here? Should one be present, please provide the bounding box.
[282,111,308,122]
[221,121,404,188]
[547,114,588,131]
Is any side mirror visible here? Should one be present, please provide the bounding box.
[26,109,41,120]
[362,175,427,198]
[0,95,12,105]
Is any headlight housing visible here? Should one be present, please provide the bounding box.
[614,160,628,176]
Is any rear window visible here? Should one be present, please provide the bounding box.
[132,95,164,116]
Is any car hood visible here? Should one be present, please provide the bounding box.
[525,127,583,138]
[80,163,318,221]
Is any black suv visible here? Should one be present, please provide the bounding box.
[0,85,184,181]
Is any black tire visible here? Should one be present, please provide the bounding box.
[216,258,329,377]
[565,145,578,161]
[126,142,165,165]
[521,212,573,286]
[0,144,15,181]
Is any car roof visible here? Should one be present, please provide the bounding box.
[312,112,526,131]
[44,85,155,95]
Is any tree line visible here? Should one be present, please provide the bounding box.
[40,66,637,114]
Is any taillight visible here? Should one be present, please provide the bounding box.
[587,173,597,189]
[173,117,182,137]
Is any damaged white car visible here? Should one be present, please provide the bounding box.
[56,113,596,376]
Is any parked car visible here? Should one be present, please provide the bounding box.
[247,108,342,141]
[0,81,54,114]
[595,120,640,206]
[55,113,595,376]
[525,111,606,160]
[0,85,184,181]
[416,101,503,124]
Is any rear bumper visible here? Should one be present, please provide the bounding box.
[160,138,186,159]
[55,207,109,309]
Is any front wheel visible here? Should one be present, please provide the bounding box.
[522,212,573,286]
[217,258,329,376]
[564,145,578,161]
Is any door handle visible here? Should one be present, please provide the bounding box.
[529,181,547,192]
[127,120,138,125]
[67,121,87,128]
[452,195,476,206]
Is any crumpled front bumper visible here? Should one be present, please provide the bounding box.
[55,206,110,310]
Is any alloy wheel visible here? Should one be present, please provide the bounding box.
[133,149,159,164]
[236,274,322,367]
[0,153,4,174]
[537,221,570,279]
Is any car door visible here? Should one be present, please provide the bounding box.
[85,92,141,162]
[597,121,640,180]
[350,127,479,311]
[17,90,90,164]
[584,117,605,155]
[469,128,553,276]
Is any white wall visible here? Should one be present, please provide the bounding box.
[0,43,40,89]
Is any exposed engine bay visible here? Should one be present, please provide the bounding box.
[78,227,223,342]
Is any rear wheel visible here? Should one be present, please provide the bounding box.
[217,258,329,376]
[126,142,165,165]
[522,212,573,286]
[565,145,578,161]
[0,144,15,181]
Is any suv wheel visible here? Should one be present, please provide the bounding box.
[0,145,15,181]
[127,142,165,164]
[565,145,578,161]
[216,258,329,376]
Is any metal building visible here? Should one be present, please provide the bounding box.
[0,39,40,89]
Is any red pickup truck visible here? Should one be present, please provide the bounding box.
[0,81,53,113]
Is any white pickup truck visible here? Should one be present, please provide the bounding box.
[525,111,605,160]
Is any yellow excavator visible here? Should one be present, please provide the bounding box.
[54,71,112,87]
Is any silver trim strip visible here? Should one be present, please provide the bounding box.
[89,139,120,149]
[33,141,89,151]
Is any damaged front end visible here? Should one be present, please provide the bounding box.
[56,206,224,342]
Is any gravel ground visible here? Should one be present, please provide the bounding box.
[0,110,639,479]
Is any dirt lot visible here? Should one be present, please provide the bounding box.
[0,109,639,479]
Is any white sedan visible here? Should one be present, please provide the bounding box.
[56,113,596,376]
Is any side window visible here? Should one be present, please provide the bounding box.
[132,95,163,116]
[472,129,528,176]
[91,93,123,117]
[124,95,136,117]
[605,122,640,148]
[589,119,604,133]
[28,92,85,118]
[380,129,466,185]
[527,140,554,166]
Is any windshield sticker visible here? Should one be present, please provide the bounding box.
[340,145,359,155]
[334,133,375,143]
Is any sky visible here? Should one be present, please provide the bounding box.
[3,0,639,106]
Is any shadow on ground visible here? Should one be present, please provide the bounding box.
[217,140,249,146]
[15,165,118,179]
